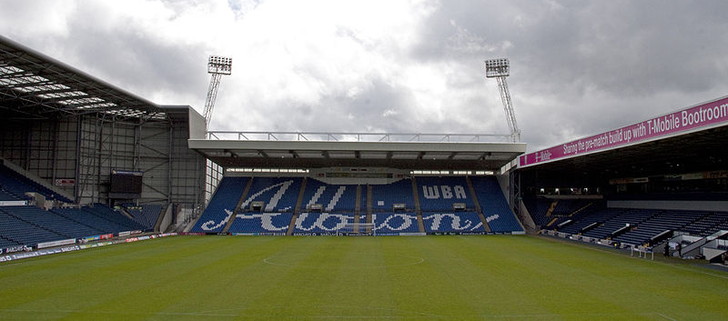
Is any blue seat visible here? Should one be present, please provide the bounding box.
[191,177,249,233]
[372,212,420,235]
[293,212,359,235]
[422,212,485,233]
[228,212,293,235]
[417,176,474,211]
[301,179,358,212]
[470,176,523,233]
[371,179,414,212]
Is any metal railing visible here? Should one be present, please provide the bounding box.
[205,131,514,143]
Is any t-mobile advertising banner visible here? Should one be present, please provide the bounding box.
[520,96,728,167]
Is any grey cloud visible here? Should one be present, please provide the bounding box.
[3,0,728,153]
[62,10,209,101]
[227,77,420,134]
[410,0,728,150]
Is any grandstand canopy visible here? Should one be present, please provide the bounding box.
[0,35,165,121]
[518,96,728,187]
[189,136,526,170]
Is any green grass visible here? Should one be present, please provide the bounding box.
[1,235,727,320]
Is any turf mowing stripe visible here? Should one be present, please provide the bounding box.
[0,235,726,320]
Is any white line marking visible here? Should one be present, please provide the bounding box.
[656,313,679,321]
[0,308,684,320]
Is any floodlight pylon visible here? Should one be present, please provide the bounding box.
[203,56,232,127]
[485,58,520,142]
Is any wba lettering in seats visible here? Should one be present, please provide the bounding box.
[422,185,467,199]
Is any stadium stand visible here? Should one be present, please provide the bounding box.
[680,211,728,236]
[53,205,145,233]
[0,208,66,246]
[550,205,728,245]
[187,175,525,235]
[470,176,523,233]
[0,164,72,203]
[612,210,705,246]
[0,161,149,249]
[122,204,164,229]
[83,205,146,231]
[0,203,143,248]
[1,206,101,239]
[523,196,552,227]
[579,209,654,239]
[190,177,249,233]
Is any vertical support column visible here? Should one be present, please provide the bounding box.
[50,120,58,185]
[509,169,531,233]
[510,169,519,219]
[353,185,362,233]
[168,124,173,204]
[74,117,82,203]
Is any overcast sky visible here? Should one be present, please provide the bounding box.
[2,0,727,152]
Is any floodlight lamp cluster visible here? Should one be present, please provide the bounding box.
[208,56,232,75]
[484,58,509,78]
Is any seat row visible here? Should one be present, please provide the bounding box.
[543,204,728,246]
[0,204,147,249]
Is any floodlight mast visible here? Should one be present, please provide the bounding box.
[203,56,232,127]
[485,58,520,142]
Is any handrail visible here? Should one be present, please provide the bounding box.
[204,131,513,143]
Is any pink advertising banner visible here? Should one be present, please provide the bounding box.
[519,96,728,168]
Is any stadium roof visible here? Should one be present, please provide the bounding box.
[189,132,526,170]
[517,95,728,185]
[0,35,165,121]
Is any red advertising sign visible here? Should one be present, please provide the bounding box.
[54,178,75,187]
[519,96,728,167]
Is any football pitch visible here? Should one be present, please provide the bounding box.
[1,235,727,320]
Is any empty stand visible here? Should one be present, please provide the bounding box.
[124,204,164,229]
[612,210,704,246]
[0,165,72,203]
[191,177,249,233]
[189,175,531,236]
[0,204,142,248]
[0,208,66,246]
[580,209,654,239]
[2,206,100,239]
[470,176,523,233]
[679,211,728,236]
